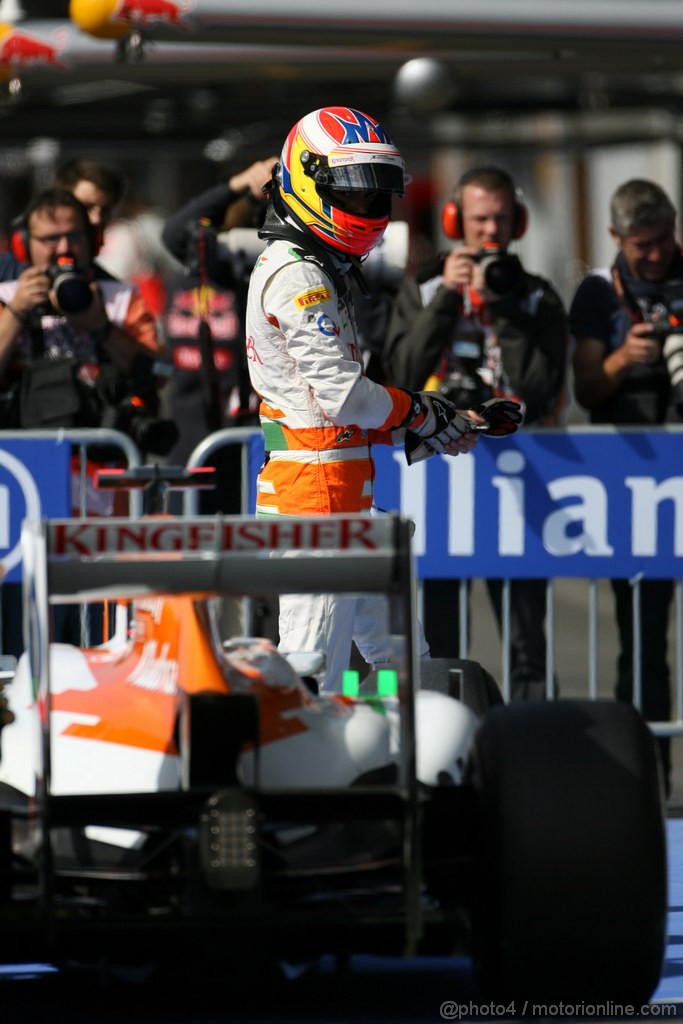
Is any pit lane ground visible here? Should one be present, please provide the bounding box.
[0,823,681,1023]
[0,576,678,1020]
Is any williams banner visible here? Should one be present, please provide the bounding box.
[370,427,683,580]
[0,438,71,584]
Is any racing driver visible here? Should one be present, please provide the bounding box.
[245,106,517,691]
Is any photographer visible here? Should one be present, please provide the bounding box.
[0,188,167,656]
[0,188,162,388]
[569,177,681,793]
[384,166,568,699]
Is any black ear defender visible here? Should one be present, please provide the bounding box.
[441,165,528,241]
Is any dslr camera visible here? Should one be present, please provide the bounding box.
[642,285,683,413]
[47,253,93,314]
[102,357,179,457]
[473,243,524,299]
[111,389,178,457]
[435,325,493,409]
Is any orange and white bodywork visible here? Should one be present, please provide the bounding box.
[0,592,477,819]
[0,513,478,853]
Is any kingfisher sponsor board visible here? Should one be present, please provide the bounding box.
[0,440,71,583]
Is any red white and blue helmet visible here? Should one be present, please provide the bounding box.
[275,106,406,257]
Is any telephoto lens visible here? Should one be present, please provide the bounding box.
[48,253,93,314]
[662,331,683,412]
[474,243,524,298]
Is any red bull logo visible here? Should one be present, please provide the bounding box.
[114,0,194,31]
[0,25,68,69]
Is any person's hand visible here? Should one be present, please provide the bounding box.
[404,391,485,464]
[623,321,664,365]
[441,246,488,293]
[470,397,524,436]
[228,157,279,200]
[11,265,50,316]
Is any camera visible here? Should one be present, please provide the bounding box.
[642,285,683,413]
[473,243,524,298]
[102,357,179,457]
[112,394,178,457]
[436,325,493,408]
[47,253,93,314]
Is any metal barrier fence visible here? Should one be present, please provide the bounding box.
[182,427,683,738]
[183,426,257,517]
[461,575,683,738]
[0,428,144,648]
[2,425,681,737]
[0,427,144,517]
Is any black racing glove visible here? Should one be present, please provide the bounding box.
[470,397,524,437]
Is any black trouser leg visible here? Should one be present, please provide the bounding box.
[487,578,550,701]
[0,583,23,659]
[611,577,673,789]
[421,578,470,659]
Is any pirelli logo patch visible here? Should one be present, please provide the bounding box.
[294,286,331,308]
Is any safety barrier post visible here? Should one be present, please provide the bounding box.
[0,427,143,651]
[183,427,261,517]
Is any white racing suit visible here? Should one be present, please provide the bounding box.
[245,236,429,690]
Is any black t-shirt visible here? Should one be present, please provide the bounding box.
[569,268,672,424]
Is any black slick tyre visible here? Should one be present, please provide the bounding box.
[470,699,667,1005]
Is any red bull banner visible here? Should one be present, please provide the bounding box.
[70,0,195,40]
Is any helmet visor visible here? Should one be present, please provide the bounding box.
[326,151,405,196]
[316,185,392,219]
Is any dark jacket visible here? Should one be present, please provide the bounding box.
[162,184,241,267]
[383,256,569,424]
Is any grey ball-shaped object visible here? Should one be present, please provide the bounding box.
[393,57,457,114]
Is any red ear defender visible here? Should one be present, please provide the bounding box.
[441,199,462,240]
[9,220,29,263]
[441,197,528,241]
[441,165,529,241]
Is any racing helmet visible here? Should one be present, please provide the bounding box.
[275,106,406,257]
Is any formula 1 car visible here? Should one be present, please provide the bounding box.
[0,471,668,1003]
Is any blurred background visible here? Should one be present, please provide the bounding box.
[1,0,683,312]
[3,0,683,729]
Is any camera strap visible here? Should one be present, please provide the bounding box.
[27,309,46,359]
[610,259,643,323]
[609,250,683,320]
[462,286,486,319]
